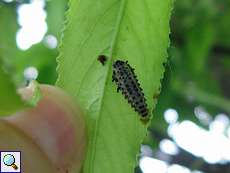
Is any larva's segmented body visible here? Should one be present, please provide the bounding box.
[112,60,149,121]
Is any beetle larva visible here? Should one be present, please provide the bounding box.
[112,60,149,122]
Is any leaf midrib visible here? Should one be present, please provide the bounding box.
[87,0,127,172]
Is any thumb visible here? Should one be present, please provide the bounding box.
[0,83,87,173]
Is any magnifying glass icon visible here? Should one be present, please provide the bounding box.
[3,154,18,170]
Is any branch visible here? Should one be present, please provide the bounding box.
[172,80,230,115]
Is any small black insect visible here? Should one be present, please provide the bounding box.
[112,60,149,122]
[97,55,107,65]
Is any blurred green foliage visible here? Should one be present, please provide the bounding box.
[0,0,64,85]
[151,0,230,138]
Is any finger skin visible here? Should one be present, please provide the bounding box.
[1,84,87,173]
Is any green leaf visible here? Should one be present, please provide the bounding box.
[0,2,43,112]
[14,43,58,84]
[57,0,172,173]
[0,2,19,67]
[26,80,42,107]
[0,3,58,85]
[184,22,215,78]
[0,61,42,115]
[0,62,25,115]
[46,0,68,39]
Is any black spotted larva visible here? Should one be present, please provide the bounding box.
[112,60,149,122]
